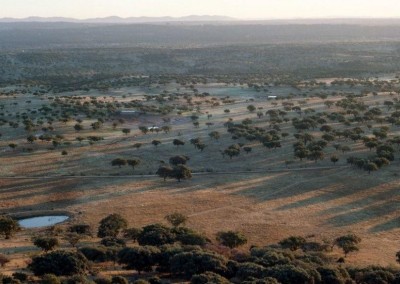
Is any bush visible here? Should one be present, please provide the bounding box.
[111,276,128,284]
[137,224,175,246]
[63,275,93,284]
[148,277,162,284]
[265,264,313,284]
[68,224,92,236]
[94,278,112,284]
[216,231,247,248]
[236,262,266,280]
[41,274,61,284]
[33,237,60,251]
[123,228,142,241]
[100,237,126,247]
[170,251,228,279]
[279,236,306,251]
[29,250,89,276]
[118,246,161,274]
[173,227,208,246]
[12,273,28,282]
[97,214,128,238]
[191,271,230,284]
[133,280,150,284]
[0,216,20,239]
[317,266,350,284]
[165,212,188,227]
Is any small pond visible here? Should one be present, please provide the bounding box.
[18,215,69,228]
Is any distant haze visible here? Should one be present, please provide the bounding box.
[1,0,400,19]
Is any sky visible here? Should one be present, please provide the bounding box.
[1,0,400,19]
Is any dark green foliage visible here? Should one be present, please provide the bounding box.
[111,276,128,284]
[94,278,112,284]
[41,274,61,284]
[335,234,361,257]
[97,214,128,238]
[123,227,142,241]
[191,272,230,284]
[68,224,92,236]
[165,212,188,227]
[111,158,127,168]
[118,246,160,274]
[0,216,20,239]
[169,156,190,166]
[148,276,162,284]
[137,224,175,246]
[250,247,293,267]
[79,246,118,263]
[216,231,247,248]
[317,266,350,284]
[241,277,280,284]
[279,236,306,251]
[171,165,192,182]
[100,237,126,247]
[12,272,27,282]
[170,251,228,279]
[29,250,88,276]
[348,266,397,284]
[173,227,208,246]
[33,237,60,252]
[264,264,313,284]
[236,262,266,280]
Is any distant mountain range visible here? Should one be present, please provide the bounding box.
[0,15,237,23]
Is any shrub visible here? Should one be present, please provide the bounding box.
[170,251,228,279]
[41,274,61,284]
[97,214,128,238]
[29,250,88,276]
[118,246,161,274]
[68,224,92,236]
[111,276,128,284]
[33,237,60,252]
[216,231,247,248]
[100,237,126,247]
[191,272,230,284]
[137,224,175,246]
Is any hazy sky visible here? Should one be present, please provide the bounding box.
[2,0,400,19]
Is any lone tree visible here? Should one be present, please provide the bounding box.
[33,237,60,252]
[0,215,20,239]
[247,105,256,112]
[330,155,339,165]
[165,213,188,227]
[127,159,141,171]
[169,155,190,166]
[335,234,361,257]
[111,158,127,168]
[97,214,128,238]
[216,231,247,248]
[122,128,131,135]
[156,166,173,181]
[173,139,185,147]
[209,131,221,141]
[171,165,192,182]
[152,140,161,147]
[364,162,378,174]
[279,236,306,251]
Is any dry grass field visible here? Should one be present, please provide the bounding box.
[0,79,399,275]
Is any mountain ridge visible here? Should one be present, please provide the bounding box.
[0,15,237,23]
